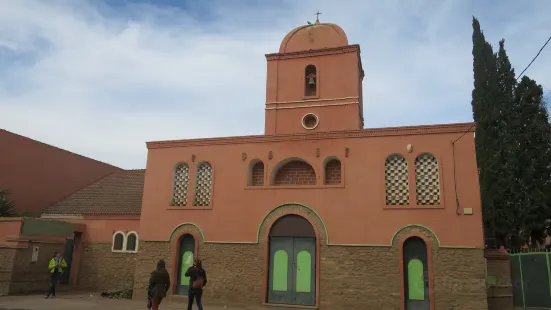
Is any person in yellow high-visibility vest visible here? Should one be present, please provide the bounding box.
[45,251,68,299]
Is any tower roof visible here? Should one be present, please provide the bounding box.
[279,22,349,53]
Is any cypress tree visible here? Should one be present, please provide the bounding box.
[473,18,551,247]
[511,76,551,245]
[471,17,503,244]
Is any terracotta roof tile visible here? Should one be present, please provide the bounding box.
[42,169,145,216]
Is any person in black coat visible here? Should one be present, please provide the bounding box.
[185,258,207,310]
[148,259,171,310]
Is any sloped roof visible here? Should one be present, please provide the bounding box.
[42,169,145,216]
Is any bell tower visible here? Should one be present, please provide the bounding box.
[264,19,364,135]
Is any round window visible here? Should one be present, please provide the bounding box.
[301,113,319,130]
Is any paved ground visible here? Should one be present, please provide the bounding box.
[0,293,263,310]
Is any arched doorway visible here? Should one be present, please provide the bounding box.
[403,237,430,310]
[176,234,195,295]
[268,214,316,306]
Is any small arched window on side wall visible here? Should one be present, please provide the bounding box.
[193,162,214,206]
[324,157,342,185]
[112,232,125,252]
[172,163,190,206]
[305,65,317,97]
[126,232,139,252]
[385,154,410,206]
[249,160,265,186]
[415,153,441,205]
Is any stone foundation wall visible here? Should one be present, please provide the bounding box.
[131,240,487,310]
[319,245,400,309]
[434,248,488,310]
[78,243,137,291]
[0,247,16,296]
[9,241,65,295]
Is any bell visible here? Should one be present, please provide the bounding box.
[308,77,316,85]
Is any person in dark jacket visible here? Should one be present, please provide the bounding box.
[148,259,171,310]
[185,258,207,310]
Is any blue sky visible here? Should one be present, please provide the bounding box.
[1,0,550,169]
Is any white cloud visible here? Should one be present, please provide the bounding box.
[0,0,550,169]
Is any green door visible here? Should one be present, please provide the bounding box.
[403,237,430,310]
[292,237,316,306]
[268,237,315,306]
[176,234,195,295]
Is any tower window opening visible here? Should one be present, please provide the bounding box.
[305,65,317,97]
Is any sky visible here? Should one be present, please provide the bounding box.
[1,0,550,169]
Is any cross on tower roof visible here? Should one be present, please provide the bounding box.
[314,10,322,23]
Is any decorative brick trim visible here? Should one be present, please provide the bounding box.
[265,45,360,61]
[257,204,327,245]
[391,225,440,250]
[147,123,476,149]
[169,223,205,245]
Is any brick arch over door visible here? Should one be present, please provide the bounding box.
[390,224,440,250]
[257,203,327,245]
[271,158,317,185]
[169,223,205,295]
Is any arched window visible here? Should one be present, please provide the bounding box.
[126,232,138,252]
[273,159,316,185]
[193,162,213,206]
[385,154,409,205]
[415,153,440,205]
[305,65,317,97]
[249,160,265,186]
[324,158,341,185]
[172,163,190,206]
[112,232,124,252]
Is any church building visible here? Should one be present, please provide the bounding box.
[2,19,487,310]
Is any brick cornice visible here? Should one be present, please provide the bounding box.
[147,122,475,149]
[265,44,360,61]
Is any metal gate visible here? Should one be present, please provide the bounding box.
[510,250,551,308]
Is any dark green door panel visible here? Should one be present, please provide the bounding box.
[268,237,294,304]
[268,237,316,306]
[292,237,316,306]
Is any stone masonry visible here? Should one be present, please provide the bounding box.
[131,217,487,309]
[78,243,137,291]
[132,242,486,309]
[0,247,17,296]
[9,241,65,295]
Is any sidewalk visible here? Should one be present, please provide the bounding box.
[0,293,262,310]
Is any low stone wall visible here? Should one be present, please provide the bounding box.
[78,243,137,291]
[132,240,487,310]
[485,249,513,310]
[9,241,65,295]
[0,247,17,296]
